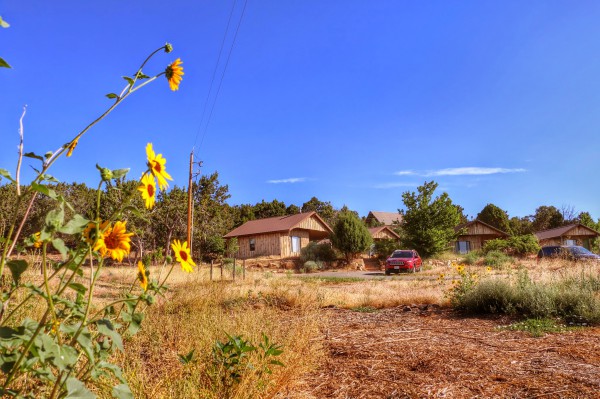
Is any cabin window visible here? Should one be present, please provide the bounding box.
[249,238,255,252]
[456,241,470,254]
[291,236,301,253]
[565,239,576,246]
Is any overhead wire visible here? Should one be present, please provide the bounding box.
[196,0,248,152]
[192,0,238,150]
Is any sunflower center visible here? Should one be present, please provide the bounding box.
[104,233,119,250]
[152,161,162,173]
[147,184,155,197]
[179,250,188,262]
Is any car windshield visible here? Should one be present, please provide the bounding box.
[391,251,413,258]
[569,246,594,255]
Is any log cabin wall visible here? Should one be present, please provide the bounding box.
[235,233,282,259]
[280,229,310,257]
[295,217,330,232]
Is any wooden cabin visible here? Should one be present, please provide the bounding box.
[368,226,401,241]
[534,223,599,250]
[453,220,509,254]
[223,212,333,259]
[365,211,402,227]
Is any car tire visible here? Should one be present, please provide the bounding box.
[385,270,390,275]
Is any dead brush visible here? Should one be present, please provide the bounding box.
[119,271,324,399]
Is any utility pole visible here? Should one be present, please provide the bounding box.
[187,150,194,252]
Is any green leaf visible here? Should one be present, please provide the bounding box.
[32,182,57,199]
[105,93,119,99]
[6,260,28,284]
[178,349,195,365]
[0,168,14,182]
[59,214,89,235]
[76,327,94,363]
[44,151,53,160]
[133,71,150,80]
[122,76,134,86]
[52,238,68,260]
[65,377,96,399]
[40,174,60,183]
[54,345,78,372]
[24,152,44,161]
[68,283,87,295]
[0,57,10,69]
[96,319,123,352]
[111,168,130,179]
[126,313,144,336]
[112,383,133,399]
[45,204,65,231]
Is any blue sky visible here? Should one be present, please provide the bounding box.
[2,1,600,219]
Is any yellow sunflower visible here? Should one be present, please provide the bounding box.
[95,221,133,262]
[165,58,184,91]
[32,232,42,248]
[137,261,149,291]
[145,143,172,191]
[138,173,157,209]
[171,239,196,272]
[66,138,79,157]
[83,220,109,246]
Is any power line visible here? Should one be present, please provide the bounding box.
[192,0,238,149]
[197,0,248,152]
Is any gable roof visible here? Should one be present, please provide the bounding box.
[534,223,600,241]
[223,212,333,238]
[368,226,401,240]
[455,220,509,237]
[368,211,402,226]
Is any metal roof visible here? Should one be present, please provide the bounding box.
[223,212,333,238]
[534,223,600,240]
[368,211,402,226]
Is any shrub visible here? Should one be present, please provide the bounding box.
[331,211,373,260]
[484,250,512,269]
[482,234,540,256]
[302,261,319,273]
[373,239,398,260]
[462,251,480,265]
[300,241,337,263]
[451,269,600,324]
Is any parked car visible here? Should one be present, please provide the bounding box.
[385,250,422,274]
[537,245,600,261]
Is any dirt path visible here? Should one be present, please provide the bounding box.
[285,307,600,399]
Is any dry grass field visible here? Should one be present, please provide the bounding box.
[16,256,600,398]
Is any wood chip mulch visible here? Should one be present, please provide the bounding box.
[283,306,600,399]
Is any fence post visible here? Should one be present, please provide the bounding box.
[210,260,213,281]
[220,260,223,280]
[243,259,246,280]
[233,257,236,281]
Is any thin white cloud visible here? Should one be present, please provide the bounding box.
[394,170,415,176]
[266,177,307,184]
[373,182,419,189]
[425,167,526,176]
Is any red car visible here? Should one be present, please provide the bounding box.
[385,250,422,274]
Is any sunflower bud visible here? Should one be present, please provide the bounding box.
[165,43,173,53]
[100,168,113,181]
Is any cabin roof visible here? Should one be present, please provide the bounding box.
[534,223,600,240]
[223,212,333,238]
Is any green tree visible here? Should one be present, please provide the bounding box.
[232,204,255,227]
[508,216,533,235]
[301,197,337,226]
[531,206,564,231]
[577,211,598,230]
[193,171,233,259]
[286,204,300,215]
[476,203,512,234]
[331,210,372,260]
[253,199,287,219]
[401,181,461,258]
